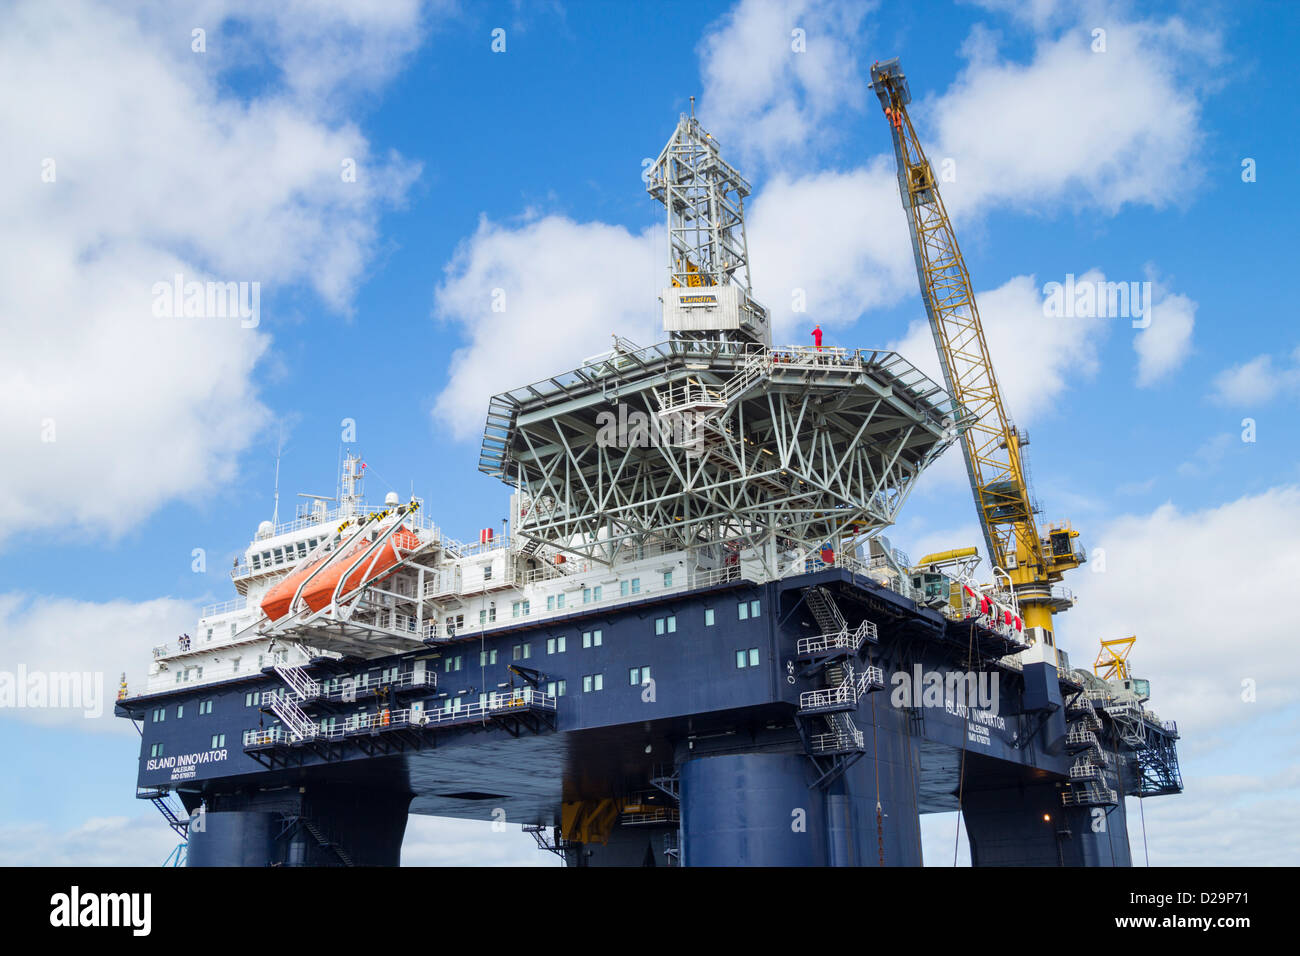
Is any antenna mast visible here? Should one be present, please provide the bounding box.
[271,426,284,526]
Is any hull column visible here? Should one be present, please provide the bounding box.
[186,784,412,867]
[963,783,1132,866]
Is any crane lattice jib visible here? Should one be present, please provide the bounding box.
[870,59,1045,582]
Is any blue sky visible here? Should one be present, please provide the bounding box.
[1,0,1297,865]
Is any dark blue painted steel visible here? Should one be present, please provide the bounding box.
[187,811,276,867]
[963,785,1132,866]
[681,752,827,866]
[115,567,1149,866]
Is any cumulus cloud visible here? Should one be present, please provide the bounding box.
[965,0,1072,32]
[1210,346,1300,406]
[0,0,421,545]
[890,272,1109,429]
[0,592,197,732]
[747,160,915,341]
[696,0,871,168]
[931,14,1220,218]
[430,5,1215,437]
[1067,485,1300,737]
[186,0,434,110]
[432,215,661,440]
[1135,275,1196,386]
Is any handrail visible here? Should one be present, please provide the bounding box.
[809,729,864,753]
[796,620,877,657]
[200,597,248,618]
[245,689,557,749]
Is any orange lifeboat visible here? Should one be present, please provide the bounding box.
[260,526,420,622]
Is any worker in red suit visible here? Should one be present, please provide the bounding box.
[812,324,823,350]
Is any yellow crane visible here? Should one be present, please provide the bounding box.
[870,58,1085,649]
[1094,636,1137,681]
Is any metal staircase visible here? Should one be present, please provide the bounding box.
[793,586,882,786]
[662,830,680,864]
[278,812,354,866]
[138,787,189,838]
[797,619,877,659]
[274,662,319,700]
[693,419,793,492]
[798,662,883,715]
[654,351,772,417]
[804,586,847,639]
[524,824,577,861]
[263,663,319,742]
[301,817,354,866]
[1062,690,1118,807]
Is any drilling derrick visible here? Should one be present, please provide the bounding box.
[481,108,967,581]
[645,103,772,348]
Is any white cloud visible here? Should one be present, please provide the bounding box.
[747,161,915,341]
[931,14,1219,218]
[429,7,1215,435]
[0,593,196,732]
[889,272,1108,429]
[188,0,433,110]
[1135,277,1196,386]
[965,0,1070,31]
[402,817,559,866]
[0,0,420,545]
[1211,346,1300,405]
[432,215,661,440]
[1067,485,1300,738]
[0,814,180,866]
[697,0,871,168]
[1125,762,1300,866]
[696,1,1219,218]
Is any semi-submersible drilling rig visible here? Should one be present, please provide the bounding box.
[117,62,1181,866]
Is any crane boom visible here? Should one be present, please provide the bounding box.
[870,58,1083,641]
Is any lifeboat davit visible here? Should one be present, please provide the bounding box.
[260,526,421,622]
